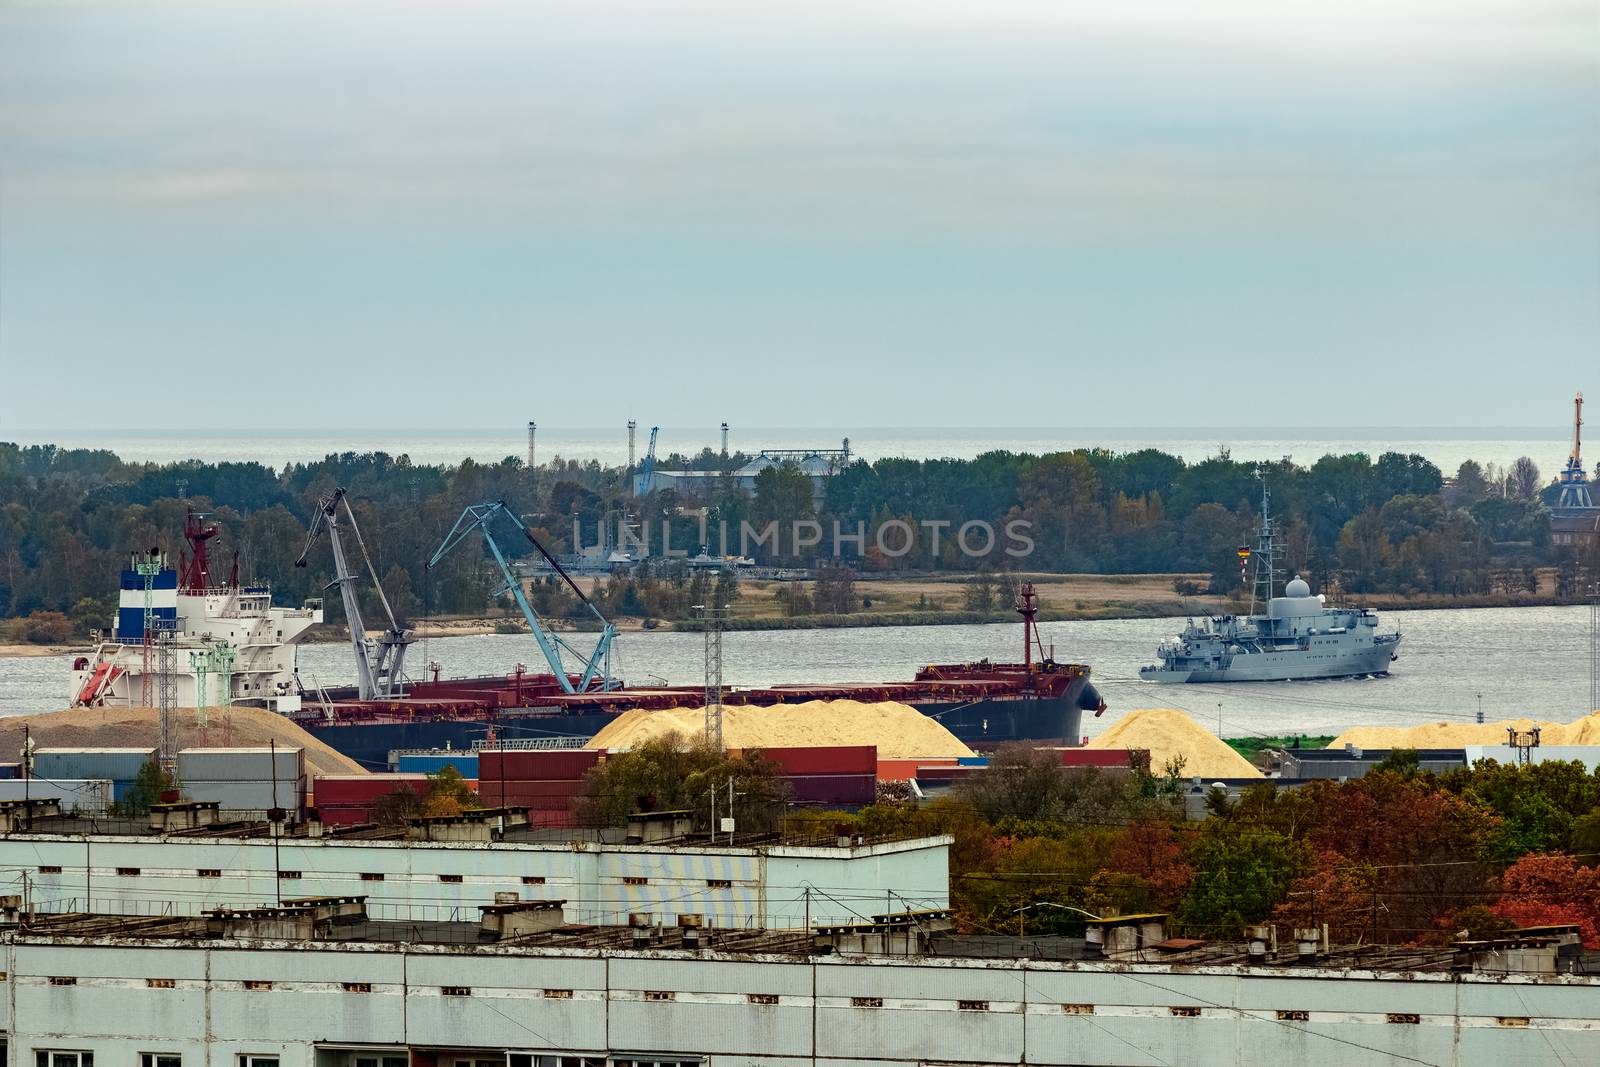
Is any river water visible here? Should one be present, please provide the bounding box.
[6,605,1595,741]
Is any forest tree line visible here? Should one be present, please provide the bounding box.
[2,440,1596,636]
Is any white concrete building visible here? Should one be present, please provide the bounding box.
[3,928,1596,1067]
[4,831,951,931]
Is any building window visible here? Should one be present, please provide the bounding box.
[1387,1013,1421,1025]
[1169,1006,1201,1018]
[439,874,463,883]
[706,879,732,889]
[361,872,384,882]
[622,876,648,886]
[237,1058,279,1067]
[748,993,779,1005]
[543,988,573,999]
[242,981,273,991]
[509,1057,606,1067]
[117,867,141,877]
[442,986,472,997]
[643,990,676,1002]
[39,865,62,874]
[48,976,77,986]
[146,979,176,989]
[140,1055,182,1067]
[342,982,373,993]
[1277,1010,1309,1022]
[851,996,883,1008]
[196,869,221,878]
[1062,1004,1094,1015]
[957,1000,989,1012]
[36,1053,92,1067]
[522,875,545,885]
[277,871,301,880]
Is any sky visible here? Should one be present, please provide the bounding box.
[1,0,1596,433]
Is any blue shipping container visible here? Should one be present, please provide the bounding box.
[395,753,479,777]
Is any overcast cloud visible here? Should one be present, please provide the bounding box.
[1,0,1595,431]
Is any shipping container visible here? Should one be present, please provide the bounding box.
[477,749,601,781]
[0,778,112,812]
[876,757,957,781]
[0,763,21,780]
[311,774,428,806]
[178,746,304,782]
[394,753,480,777]
[33,747,157,781]
[749,745,877,777]
[181,777,307,814]
[785,773,876,805]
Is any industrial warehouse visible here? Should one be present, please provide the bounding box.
[2,789,1598,1066]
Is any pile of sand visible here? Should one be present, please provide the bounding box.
[1086,708,1262,780]
[0,706,364,777]
[587,699,976,759]
[1329,710,1600,751]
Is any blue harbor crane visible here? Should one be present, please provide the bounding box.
[639,425,660,495]
[427,501,618,693]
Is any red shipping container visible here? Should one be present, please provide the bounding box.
[876,757,956,781]
[481,784,586,808]
[751,745,877,776]
[478,750,601,781]
[476,780,588,798]
[312,774,428,806]
[785,774,876,805]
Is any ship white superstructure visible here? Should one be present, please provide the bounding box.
[68,512,321,712]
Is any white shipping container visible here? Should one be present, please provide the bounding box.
[178,746,304,781]
[181,776,306,813]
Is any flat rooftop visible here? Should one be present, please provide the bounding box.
[8,909,1596,978]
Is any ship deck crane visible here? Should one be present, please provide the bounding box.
[295,487,413,700]
[427,501,618,693]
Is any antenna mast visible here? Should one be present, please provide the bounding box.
[1250,476,1278,615]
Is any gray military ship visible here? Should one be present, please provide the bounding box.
[1140,482,1401,684]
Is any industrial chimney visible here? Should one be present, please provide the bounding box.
[721,421,729,456]
[527,421,536,469]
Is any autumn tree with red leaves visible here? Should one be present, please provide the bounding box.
[1491,852,1600,948]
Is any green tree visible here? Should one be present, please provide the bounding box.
[1177,825,1306,937]
[115,759,175,816]
[577,734,788,832]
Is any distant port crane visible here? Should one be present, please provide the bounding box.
[428,501,618,693]
[639,425,660,495]
[295,487,413,700]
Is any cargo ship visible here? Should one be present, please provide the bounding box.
[289,584,1105,768]
[68,508,1104,769]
